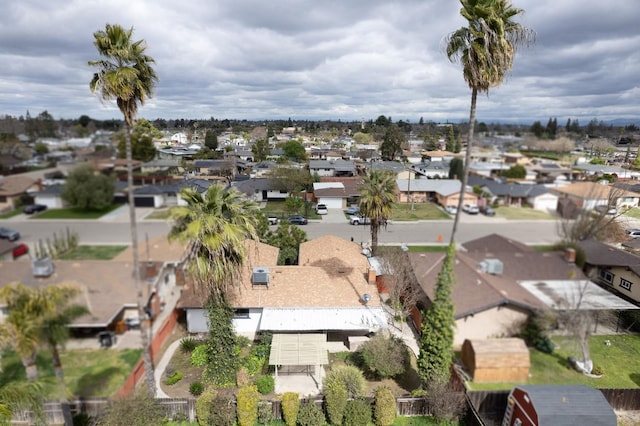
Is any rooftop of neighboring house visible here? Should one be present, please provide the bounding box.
[396,178,467,197]
[0,174,37,196]
[577,239,640,276]
[467,175,552,198]
[550,181,638,199]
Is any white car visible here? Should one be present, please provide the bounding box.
[463,204,479,214]
[349,215,371,225]
[268,217,279,225]
[316,204,328,215]
[444,206,457,215]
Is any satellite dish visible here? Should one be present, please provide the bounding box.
[362,293,371,304]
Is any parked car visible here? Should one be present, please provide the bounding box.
[0,227,20,241]
[268,216,279,225]
[288,215,308,225]
[463,204,479,214]
[23,204,47,214]
[12,243,29,259]
[444,206,457,215]
[316,204,328,215]
[480,206,496,216]
[594,205,617,215]
[349,215,371,225]
[345,206,360,215]
[629,230,640,239]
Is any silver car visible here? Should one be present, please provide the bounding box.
[0,227,20,241]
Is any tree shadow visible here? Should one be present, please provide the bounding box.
[630,373,640,387]
[75,367,122,396]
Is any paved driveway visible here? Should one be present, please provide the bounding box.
[321,209,348,223]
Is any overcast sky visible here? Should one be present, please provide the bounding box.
[1,0,639,125]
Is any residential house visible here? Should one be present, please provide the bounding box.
[413,161,451,179]
[33,184,65,209]
[193,159,235,178]
[0,236,186,336]
[396,178,477,207]
[551,181,639,217]
[231,177,289,202]
[178,236,386,341]
[0,175,39,211]
[423,150,456,163]
[309,159,357,177]
[468,175,558,210]
[468,161,510,178]
[578,239,640,306]
[313,178,363,209]
[575,163,640,180]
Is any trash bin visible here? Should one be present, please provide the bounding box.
[98,331,117,348]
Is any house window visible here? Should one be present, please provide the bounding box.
[235,308,250,319]
[599,269,614,284]
[620,279,632,291]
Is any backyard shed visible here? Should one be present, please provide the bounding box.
[502,385,616,426]
[461,338,529,383]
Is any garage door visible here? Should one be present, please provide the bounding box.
[134,197,155,207]
[317,198,343,209]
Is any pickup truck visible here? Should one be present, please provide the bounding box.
[349,215,371,225]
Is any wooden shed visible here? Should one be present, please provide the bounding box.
[461,338,529,383]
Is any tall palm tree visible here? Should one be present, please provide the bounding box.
[445,0,534,244]
[89,23,158,393]
[169,184,260,299]
[358,170,396,256]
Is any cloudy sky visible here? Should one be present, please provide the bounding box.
[1,0,639,124]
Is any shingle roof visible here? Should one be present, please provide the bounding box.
[578,239,640,276]
[396,179,462,196]
[0,175,37,196]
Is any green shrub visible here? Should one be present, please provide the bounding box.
[237,385,260,426]
[343,399,371,426]
[324,380,347,425]
[374,386,396,426]
[180,337,199,353]
[190,344,209,367]
[592,365,605,376]
[243,355,264,376]
[256,374,275,394]
[195,389,216,426]
[257,401,274,424]
[189,381,204,396]
[165,371,183,385]
[210,395,236,426]
[519,313,555,354]
[323,365,365,398]
[297,401,325,426]
[359,335,408,379]
[281,392,300,426]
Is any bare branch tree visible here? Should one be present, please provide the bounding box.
[377,247,421,331]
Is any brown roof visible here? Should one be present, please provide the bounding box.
[550,181,637,200]
[179,236,378,310]
[0,175,37,196]
[319,177,364,197]
[0,259,151,327]
[462,234,586,281]
[409,251,546,318]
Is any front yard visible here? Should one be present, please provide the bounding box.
[493,206,556,220]
[468,334,640,391]
[31,204,121,219]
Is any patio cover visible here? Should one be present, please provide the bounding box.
[269,333,329,366]
[259,307,387,332]
[518,280,639,310]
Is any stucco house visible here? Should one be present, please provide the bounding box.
[396,178,477,207]
[550,181,639,216]
[309,159,356,177]
[0,175,39,211]
[178,236,386,341]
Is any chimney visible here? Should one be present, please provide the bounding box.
[145,261,159,280]
[565,247,576,263]
[368,268,377,286]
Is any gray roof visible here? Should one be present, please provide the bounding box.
[513,385,616,426]
[578,239,640,276]
[309,159,356,171]
[468,175,551,198]
[231,178,274,195]
[35,184,64,196]
[396,178,462,196]
[368,161,405,174]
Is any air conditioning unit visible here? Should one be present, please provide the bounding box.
[478,258,503,275]
[252,267,270,286]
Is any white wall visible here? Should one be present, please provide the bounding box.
[454,306,528,348]
[530,193,558,211]
[232,308,263,339]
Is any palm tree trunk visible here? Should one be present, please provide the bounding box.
[370,221,379,256]
[51,344,73,426]
[450,88,478,245]
[125,123,156,395]
[22,352,38,381]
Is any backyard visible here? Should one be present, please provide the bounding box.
[467,334,640,391]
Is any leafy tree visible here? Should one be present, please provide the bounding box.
[281,140,307,162]
[530,120,544,138]
[61,164,115,211]
[89,23,158,393]
[359,335,409,379]
[445,0,534,245]
[418,243,456,384]
[267,222,307,265]
[205,130,218,150]
[34,142,49,155]
[251,138,270,162]
[268,166,314,194]
[374,386,396,426]
[502,164,526,178]
[448,158,464,180]
[169,185,260,385]
[352,132,372,144]
[445,126,455,152]
[100,391,166,426]
[380,124,406,161]
[115,118,160,162]
[359,170,396,255]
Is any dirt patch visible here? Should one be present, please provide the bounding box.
[160,346,205,398]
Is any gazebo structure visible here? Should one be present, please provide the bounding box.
[269,334,329,392]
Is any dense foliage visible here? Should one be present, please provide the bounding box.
[236,385,259,426]
[323,365,365,399]
[343,398,372,426]
[61,164,115,211]
[324,379,348,425]
[359,335,409,379]
[374,386,397,426]
[296,400,325,426]
[281,392,300,426]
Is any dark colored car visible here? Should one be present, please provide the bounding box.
[0,227,20,241]
[288,215,308,225]
[23,204,47,214]
[481,206,496,216]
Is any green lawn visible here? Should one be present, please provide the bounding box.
[262,201,320,220]
[391,203,450,221]
[468,334,640,391]
[0,209,22,219]
[0,347,142,397]
[494,206,556,220]
[624,207,640,219]
[145,209,172,220]
[58,245,128,260]
[32,204,121,219]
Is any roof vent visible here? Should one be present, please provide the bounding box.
[32,257,55,278]
[478,258,503,275]
[252,267,270,286]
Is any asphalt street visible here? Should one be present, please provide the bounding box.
[3,207,562,246]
